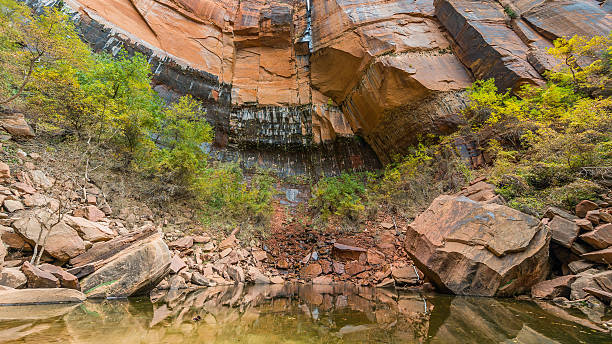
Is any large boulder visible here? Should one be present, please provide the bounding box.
[12,210,86,261]
[77,228,171,298]
[63,215,115,242]
[404,195,550,296]
[0,287,85,305]
[0,113,34,138]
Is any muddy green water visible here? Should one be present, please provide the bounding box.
[0,284,610,343]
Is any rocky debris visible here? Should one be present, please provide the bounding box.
[544,207,578,221]
[570,270,600,300]
[456,180,497,202]
[405,195,550,296]
[584,287,612,304]
[531,275,578,299]
[169,255,187,274]
[594,271,612,293]
[21,261,60,288]
[39,264,79,290]
[0,287,85,305]
[169,275,187,290]
[247,266,270,284]
[575,219,594,231]
[0,240,5,271]
[3,199,24,213]
[549,216,580,248]
[0,267,27,288]
[301,263,322,279]
[0,162,10,181]
[191,272,215,287]
[73,205,105,222]
[226,265,245,284]
[331,243,366,261]
[78,229,171,298]
[568,260,595,275]
[580,224,612,250]
[582,247,612,264]
[576,200,599,218]
[168,236,194,251]
[391,265,423,286]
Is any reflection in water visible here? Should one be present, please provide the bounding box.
[0,283,610,343]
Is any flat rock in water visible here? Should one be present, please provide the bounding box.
[404,195,550,297]
[391,266,422,285]
[0,287,85,306]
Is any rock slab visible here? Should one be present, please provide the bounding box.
[79,231,171,298]
[0,287,85,305]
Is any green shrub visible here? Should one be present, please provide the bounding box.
[310,173,366,220]
[195,163,275,227]
[546,179,604,210]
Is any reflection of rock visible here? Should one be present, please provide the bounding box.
[427,296,609,343]
[405,195,550,296]
[2,284,611,343]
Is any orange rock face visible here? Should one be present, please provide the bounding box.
[309,0,473,162]
[37,0,611,167]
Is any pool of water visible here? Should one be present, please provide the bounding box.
[0,284,610,343]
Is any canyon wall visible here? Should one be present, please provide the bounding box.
[23,0,611,170]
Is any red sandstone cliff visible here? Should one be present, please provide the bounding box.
[44,0,612,164]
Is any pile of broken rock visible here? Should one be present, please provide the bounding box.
[0,159,171,305]
[533,197,612,307]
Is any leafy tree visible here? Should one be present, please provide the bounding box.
[0,0,89,105]
[140,94,212,187]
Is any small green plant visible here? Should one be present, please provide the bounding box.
[310,173,366,220]
[504,6,517,19]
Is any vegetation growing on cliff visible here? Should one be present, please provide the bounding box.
[311,32,611,223]
[463,33,611,215]
[0,0,273,232]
